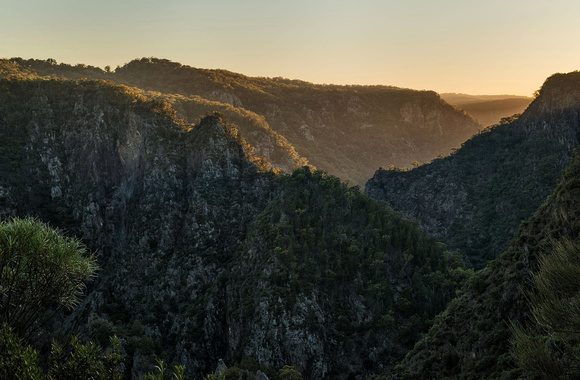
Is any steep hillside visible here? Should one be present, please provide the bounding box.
[395,143,580,379]
[0,76,468,378]
[3,58,307,174]
[366,71,580,268]
[145,91,309,172]
[9,57,481,186]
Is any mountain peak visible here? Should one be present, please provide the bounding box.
[524,71,580,117]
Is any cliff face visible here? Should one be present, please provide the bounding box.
[0,76,467,379]
[11,58,481,186]
[365,71,580,268]
[0,77,270,377]
[246,88,480,186]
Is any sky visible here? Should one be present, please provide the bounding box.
[2,0,579,95]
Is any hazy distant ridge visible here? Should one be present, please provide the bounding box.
[441,92,533,126]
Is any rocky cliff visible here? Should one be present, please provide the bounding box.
[0,75,468,379]
[10,57,481,186]
[366,71,580,268]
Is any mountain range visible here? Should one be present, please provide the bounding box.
[1,57,579,379]
[0,69,469,378]
[440,93,532,127]
[8,57,487,186]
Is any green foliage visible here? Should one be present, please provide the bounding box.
[368,94,578,268]
[48,336,106,379]
[0,323,43,380]
[231,167,469,376]
[278,365,303,380]
[204,372,225,380]
[0,217,98,341]
[46,334,124,380]
[145,358,186,380]
[2,58,559,378]
[397,146,580,378]
[511,239,580,379]
[0,323,124,380]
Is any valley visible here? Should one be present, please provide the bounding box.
[1,58,579,379]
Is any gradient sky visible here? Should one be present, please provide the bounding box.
[2,0,579,95]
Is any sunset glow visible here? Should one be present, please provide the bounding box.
[3,0,579,95]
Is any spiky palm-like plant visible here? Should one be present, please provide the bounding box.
[0,217,98,342]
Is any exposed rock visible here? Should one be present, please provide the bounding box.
[255,370,269,380]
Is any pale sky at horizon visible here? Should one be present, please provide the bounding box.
[2,0,579,96]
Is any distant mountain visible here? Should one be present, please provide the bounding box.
[396,139,580,379]
[8,57,481,186]
[366,72,580,269]
[440,93,532,104]
[441,93,533,127]
[0,74,468,378]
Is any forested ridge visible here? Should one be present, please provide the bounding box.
[0,71,469,378]
[1,58,580,379]
[7,57,481,186]
[396,144,580,379]
[366,71,580,268]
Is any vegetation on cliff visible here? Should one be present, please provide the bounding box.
[511,239,580,379]
[7,57,481,185]
[366,71,580,268]
[3,57,580,379]
[395,145,580,378]
[0,74,470,378]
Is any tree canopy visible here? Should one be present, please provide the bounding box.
[0,217,98,341]
[512,239,580,379]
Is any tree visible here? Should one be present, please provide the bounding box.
[511,239,580,378]
[0,323,43,379]
[0,323,124,380]
[0,217,98,342]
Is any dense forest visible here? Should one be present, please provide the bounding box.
[2,58,580,379]
[397,140,580,379]
[366,71,580,268]
[0,71,468,378]
[7,57,481,185]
